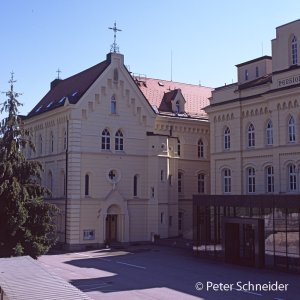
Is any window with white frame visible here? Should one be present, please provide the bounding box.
[223,168,231,194]
[198,173,205,194]
[247,123,255,148]
[266,166,274,193]
[288,116,296,142]
[115,129,124,151]
[198,139,204,158]
[288,164,297,192]
[247,167,256,193]
[101,129,110,150]
[266,120,273,146]
[224,127,230,150]
[111,95,117,114]
[291,35,298,65]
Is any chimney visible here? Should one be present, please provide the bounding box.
[51,78,62,89]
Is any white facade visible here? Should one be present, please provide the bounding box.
[206,19,300,196]
[24,52,211,249]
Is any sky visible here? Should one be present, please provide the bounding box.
[1,0,300,115]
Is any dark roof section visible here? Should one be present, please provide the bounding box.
[159,89,180,112]
[27,59,110,118]
[238,74,272,90]
[235,55,272,67]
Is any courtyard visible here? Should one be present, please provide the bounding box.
[38,245,300,300]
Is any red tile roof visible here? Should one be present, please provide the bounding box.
[133,76,212,118]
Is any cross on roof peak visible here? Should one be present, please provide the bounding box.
[108,21,122,53]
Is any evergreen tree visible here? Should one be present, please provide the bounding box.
[0,73,58,258]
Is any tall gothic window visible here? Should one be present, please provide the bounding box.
[266,166,274,193]
[288,164,297,192]
[224,127,231,150]
[198,173,205,194]
[247,167,256,193]
[198,139,204,158]
[133,174,139,197]
[101,129,110,150]
[111,95,117,114]
[247,123,255,148]
[223,168,231,194]
[288,116,296,142]
[85,174,90,196]
[266,120,273,145]
[291,35,298,65]
[115,129,124,151]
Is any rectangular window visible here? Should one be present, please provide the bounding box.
[83,229,95,240]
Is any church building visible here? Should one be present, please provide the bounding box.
[23,35,212,249]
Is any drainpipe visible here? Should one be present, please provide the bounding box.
[64,119,69,244]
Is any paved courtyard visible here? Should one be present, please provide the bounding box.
[39,245,300,300]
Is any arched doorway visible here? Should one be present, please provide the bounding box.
[106,205,121,243]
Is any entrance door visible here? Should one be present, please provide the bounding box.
[106,214,118,242]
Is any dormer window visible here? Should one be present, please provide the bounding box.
[291,35,298,65]
[175,101,180,113]
[245,69,249,81]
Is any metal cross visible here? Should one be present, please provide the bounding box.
[108,21,122,53]
[56,68,61,79]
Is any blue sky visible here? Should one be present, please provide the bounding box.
[1,0,300,115]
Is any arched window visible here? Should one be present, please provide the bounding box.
[247,167,256,193]
[291,35,298,65]
[133,174,138,197]
[101,129,110,150]
[198,173,205,194]
[247,123,255,148]
[111,95,117,114]
[175,101,180,113]
[177,139,181,156]
[50,132,54,153]
[85,174,90,196]
[266,166,274,193]
[178,171,183,193]
[223,168,231,194]
[266,120,273,145]
[198,139,204,158]
[224,127,230,150]
[288,116,296,142]
[115,129,124,151]
[288,164,297,192]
